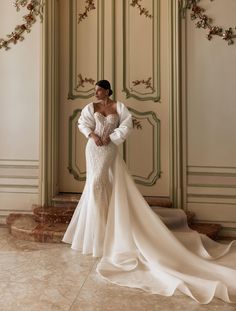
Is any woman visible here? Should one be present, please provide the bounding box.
[62,80,236,304]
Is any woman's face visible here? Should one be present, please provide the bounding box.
[95,85,109,100]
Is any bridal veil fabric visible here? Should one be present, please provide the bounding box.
[62,101,236,304]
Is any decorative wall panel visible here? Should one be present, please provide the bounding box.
[68,0,115,99]
[123,0,160,101]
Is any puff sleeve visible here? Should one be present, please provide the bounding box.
[109,102,133,145]
[78,104,95,138]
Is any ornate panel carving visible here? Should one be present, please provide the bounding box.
[123,0,160,101]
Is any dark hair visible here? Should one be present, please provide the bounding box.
[95,79,113,96]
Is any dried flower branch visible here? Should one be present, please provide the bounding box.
[78,0,96,24]
[183,0,236,45]
[132,77,154,91]
[130,0,152,19]
[0,0,44,51]
[74,74,95,91]
[132,117,142,130]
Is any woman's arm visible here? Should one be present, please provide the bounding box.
[109,102,133,145]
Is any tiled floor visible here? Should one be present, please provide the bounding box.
[0,227,235,311]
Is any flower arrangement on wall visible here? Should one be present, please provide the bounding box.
[130,0,152,19]
[0,0,44,51]
[78,0,96,24]
[180,0,236,45]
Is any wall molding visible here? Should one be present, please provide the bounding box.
[68,108,86,181]
[188,184,236,188]
[187,201,236,205]
[124,108,161,186]
[188,165,236,169]
[170,0,183,208]
[0,159,39,169]
[0,159,39,195]
[39,0,59,205]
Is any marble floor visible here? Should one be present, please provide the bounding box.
[0,227,235,311]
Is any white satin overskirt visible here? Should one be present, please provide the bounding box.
[62,143,236,304]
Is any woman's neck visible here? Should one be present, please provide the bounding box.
[100,98,111,106]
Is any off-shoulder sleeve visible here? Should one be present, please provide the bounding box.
[78,104,95,138]
[109,102,133,145]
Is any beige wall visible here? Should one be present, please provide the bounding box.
[182,0,236,236]
[0,1,41,224]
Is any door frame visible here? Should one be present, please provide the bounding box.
[39,0,59,206]
[39,0,186,209]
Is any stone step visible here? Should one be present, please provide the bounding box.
[6,213,67,243]
[32,205,177,225]
[52,194,82,208]
[32,205,74,224]
[52,193,173,208]
[33,204,195,226]
[185,211,195,225]
[6,212,222,244]
[189,223,222,240]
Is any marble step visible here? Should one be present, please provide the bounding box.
[6,212,222,244]
[6,201,222,243]
[33,203,195,226]
[185,211,195,225]
[189,223,222,240]
[32,205,189,225]
[6,213,67,243]
[52,193,173,208]
[33,205,74,224]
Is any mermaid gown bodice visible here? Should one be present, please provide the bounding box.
[93,112,120,141]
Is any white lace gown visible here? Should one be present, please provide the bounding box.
[62,102,236,304]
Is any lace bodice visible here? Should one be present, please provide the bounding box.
[93,112,119,141]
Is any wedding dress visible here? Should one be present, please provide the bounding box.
[62,101,236,304]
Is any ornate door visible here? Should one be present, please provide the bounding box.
[58,0,173,198]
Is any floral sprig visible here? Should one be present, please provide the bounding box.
[74,74,95,91]
[132,77,154,91]
[132,117,142,130]
[0,0,44,51]
[78,0,96,24]
[130,0,152,19]
[182,0,236,45]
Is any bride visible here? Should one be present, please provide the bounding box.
[62,80,236,304]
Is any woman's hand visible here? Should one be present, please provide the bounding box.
[89,132,103,146]
[102,136,111,145]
